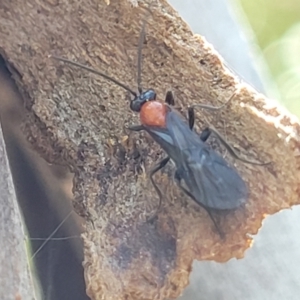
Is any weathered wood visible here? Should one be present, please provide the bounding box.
[0,0,300,299]
[0,124,36,299]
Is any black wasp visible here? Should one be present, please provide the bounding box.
[51,14,268,237]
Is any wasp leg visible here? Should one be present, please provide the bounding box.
[199,128,211,142]
[189,92,236,113]
[204,126,270,166]
[187,105,195,130]
[165,91,175,106]
[147,156,171,221]
[188,93,236,130]
[127,124,145,132]
[174,171,225,239]
[189,105,269,165]
[186,109,208,141]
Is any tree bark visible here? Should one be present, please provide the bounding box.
[0,0,299,299]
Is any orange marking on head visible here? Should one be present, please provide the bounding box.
[140,101,167,127]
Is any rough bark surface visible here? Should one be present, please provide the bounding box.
[0,0,299,299]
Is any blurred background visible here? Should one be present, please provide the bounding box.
[0,0,299,299]
[171,0,300,117]
[239,0,300,115]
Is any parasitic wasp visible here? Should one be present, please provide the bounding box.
[51,14,268,237]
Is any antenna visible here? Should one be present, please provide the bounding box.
[136,9,152,95]
[50,55,137,97]
[51,7,152,99]
[137,18,147,94]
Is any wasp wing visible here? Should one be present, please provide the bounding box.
[183,146,248,209]
[165,109,248,210]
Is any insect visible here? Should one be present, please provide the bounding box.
[51,16,268,237]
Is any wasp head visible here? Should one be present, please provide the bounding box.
[130,89,156,112]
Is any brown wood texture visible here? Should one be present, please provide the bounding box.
[0,0,299,299]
